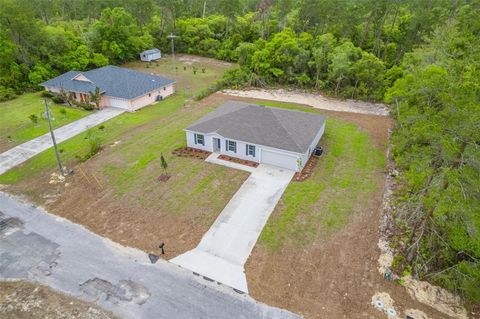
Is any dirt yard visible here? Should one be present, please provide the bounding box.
[0,280,117,319]
[2,90,462,319]
[205,94,453,319]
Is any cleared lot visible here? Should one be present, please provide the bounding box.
[0,54,450,318]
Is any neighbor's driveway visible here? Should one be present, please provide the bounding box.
[0,192,300,319]
[0,108,125,175]
[171,154,295,293]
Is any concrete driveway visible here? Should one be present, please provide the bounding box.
[0,192,300,319]
[0,107,125,175]
[171,154,295,293]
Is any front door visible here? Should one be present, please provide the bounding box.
[213,138,221,152]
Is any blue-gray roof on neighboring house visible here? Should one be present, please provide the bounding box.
[41,65,175,100]
[141,48,161,55]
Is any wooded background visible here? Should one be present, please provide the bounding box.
[0,0,478,306]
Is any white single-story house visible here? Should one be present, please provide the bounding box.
[41,65,175,112]
[185,101,326,171]
[140,48,161,61]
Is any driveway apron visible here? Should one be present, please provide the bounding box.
[171,155,295,293]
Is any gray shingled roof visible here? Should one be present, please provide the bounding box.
[186,101,326,153]
[41,65,175,100]
[141,48,161,55]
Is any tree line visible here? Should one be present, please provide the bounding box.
[0,0,459,101]
[0,0,478,305]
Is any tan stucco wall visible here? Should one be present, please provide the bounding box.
[129,84,175,111]
[45,82,176,111]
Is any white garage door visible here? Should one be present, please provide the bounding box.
[261,149,298,171]
[108,97,130,110]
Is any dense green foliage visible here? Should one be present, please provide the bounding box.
[0,0,478,305]
[385,4,480,303]
[0,0,461,101]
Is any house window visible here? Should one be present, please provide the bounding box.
[226,140,236,153]
[246,144,255,157]
[72,92,77,99]
[149,93,151,97]
[163,87,166,91]
[194,133,204,146]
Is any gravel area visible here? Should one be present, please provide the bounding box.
[222,88,390,116]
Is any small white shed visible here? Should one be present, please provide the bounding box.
[140,48,161,62]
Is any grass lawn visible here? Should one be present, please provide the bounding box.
[0,92,90,152]
[0,95,187,184]
[123,54,233,97]
[1,93,248,257]
[248,101,386,251]
[0,54,232,185]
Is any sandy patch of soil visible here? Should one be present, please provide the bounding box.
[371,292,433,319]
[402,276,469,319]
[222,88,390,116]
[178,54,233,68]
[0,280,117,319]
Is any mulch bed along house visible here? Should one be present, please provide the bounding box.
[293,156,318,182]
[218,155,259,168]
[172,147,211,160]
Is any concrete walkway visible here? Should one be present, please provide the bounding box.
[0,108,125,175]
[0,192,300,319]
[171,154,295,293]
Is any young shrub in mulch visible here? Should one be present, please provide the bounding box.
[158,153,171,182]
[293,156,319,182]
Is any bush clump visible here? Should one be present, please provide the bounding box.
[41,91,54,98]
[73,101,94,111]
[0,88,17,102]
[28,114,39,124]
[51,94,65,104]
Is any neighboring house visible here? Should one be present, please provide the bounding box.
[140,48,161,61]
[186,101,326,171]
[41,65,175,112]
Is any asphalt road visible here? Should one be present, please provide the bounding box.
[0,192,301,319]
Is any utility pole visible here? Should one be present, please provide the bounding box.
[202,1,206,19]
[44,99,64,176]
[167,33,178,75]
